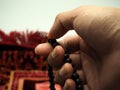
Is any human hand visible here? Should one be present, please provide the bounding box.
[35,6,120,90]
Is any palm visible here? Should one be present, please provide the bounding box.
[76,7,120,89]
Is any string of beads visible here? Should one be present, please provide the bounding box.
[47,39,83,90]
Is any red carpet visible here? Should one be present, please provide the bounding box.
[0,30,51,90]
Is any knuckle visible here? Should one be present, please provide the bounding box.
[55,13,64,21]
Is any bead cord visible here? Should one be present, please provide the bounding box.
[47,39,59,90]
[48,64,56,90]
[47,39,83,90]
[64,54,83,90]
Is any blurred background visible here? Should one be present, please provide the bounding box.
[0,0,120,34]
[0,0,120,90]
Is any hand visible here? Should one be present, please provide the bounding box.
[35,6,120,90]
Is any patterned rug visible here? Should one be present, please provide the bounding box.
[0,30,50,90]
[9,71,48,90]
[8,70,61,90]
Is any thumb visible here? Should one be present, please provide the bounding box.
[48,10,75,39]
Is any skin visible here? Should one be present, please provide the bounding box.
[35,6,120,90]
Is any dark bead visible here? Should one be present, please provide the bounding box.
[73,68,77,73]
[48,72,53,76]
[48,70,53,75]
[65,50,68,54]
[50,85,56,90]
[48,39,59,47]
[48,75,54,79]
[71,72,79,80]
[49,76,54,80]
[48,75,54,81]
[72,63,75,68]
[48,39,57,45]
[48,73,53,76]
[64,54,69,60]
[64,54,70,63]
[47,39,83,90]
[48,64,56,90]
[48,64,53,70]
[48,69,53,73]
[76,84,83,90]
[75,78,82,85]
[50,81,55,86]
[49,75,54,79]
[65,58,72,63]
[71,73,83,90]
[53,42,59,47]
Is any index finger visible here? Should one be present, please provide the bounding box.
[48,10,75,39]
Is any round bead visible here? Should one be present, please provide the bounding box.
[76,84,83,90]
[64,54,69,60]
[49,85,56,90]
[75,78,82,85]
[65,58,72,63]
[48,39,59,47]
[71,72,79,80]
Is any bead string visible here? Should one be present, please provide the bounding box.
[48,64,56,90]
[48,39,83,90]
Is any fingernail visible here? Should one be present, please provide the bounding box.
[51,51,58,59]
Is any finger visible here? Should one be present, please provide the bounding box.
[47,45,65,69]
[63,79,89,90]
[59,35,91,55]
[55,63,74,86]
[54,52,97,87]
[77,70,87,84]
[48,50,81,70]
[47,45,83,69]
[70,54,82,69]
[84,85,90,90]
[47,39,90,70]
[63,79,76,90]
[34,43,53,56]
[48,10,75,39]
[55,63,86,86]
[59,35,80,53]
